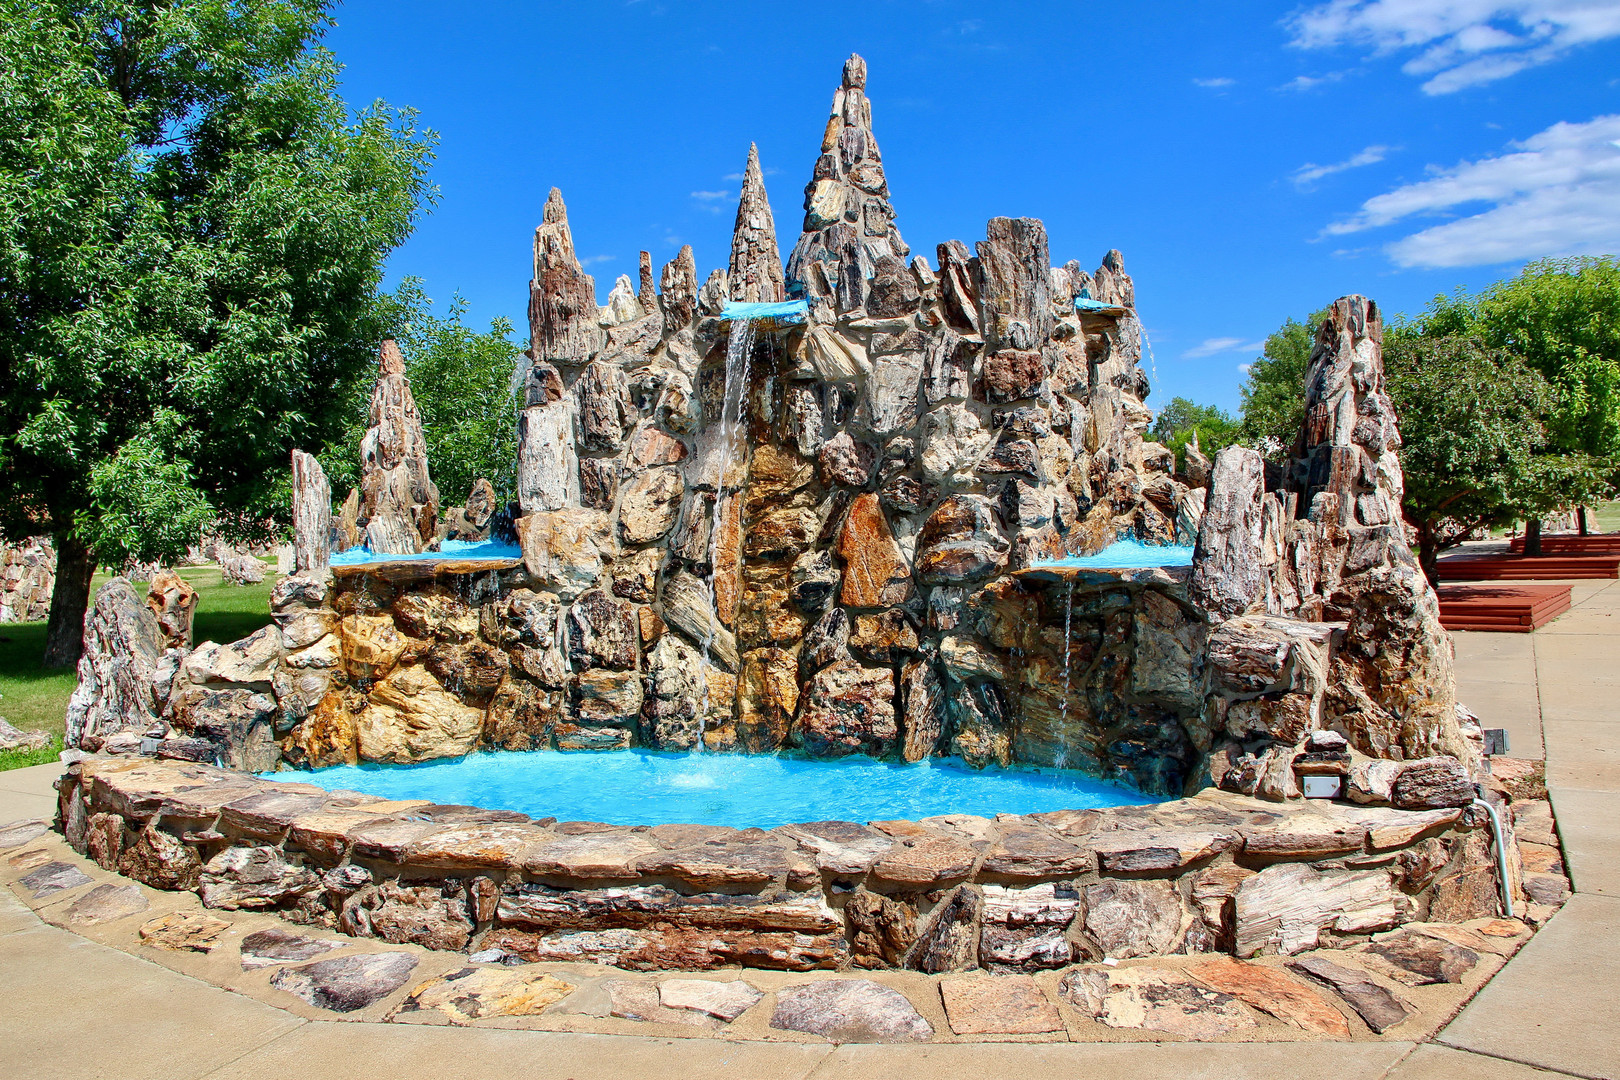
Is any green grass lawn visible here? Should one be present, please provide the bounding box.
[0,562,277,770]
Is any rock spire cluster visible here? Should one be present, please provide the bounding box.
[357,341,439,555]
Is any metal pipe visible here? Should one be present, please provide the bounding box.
[1472,796,1515,920]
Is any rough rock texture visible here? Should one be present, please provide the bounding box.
[728,143,785,304]
[291,449,332,574]
[357,340,439,555]
[269,951,418,1012]
[770,979,933,1043]
[145,570,198,651]
[0,535,54,623]
[65,579,165,749]
[1061,966,1256,1039]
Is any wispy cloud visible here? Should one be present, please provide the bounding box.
[1280,70,1347,91]
[578,254,616,267]
[1293,144,1394,187]
[721,168,780,181]
[1324,114,1620,268]
[690,190,730,200]
[1287,0,1620,94]
[1193,77,1236,88]
[1183,337,1266,359]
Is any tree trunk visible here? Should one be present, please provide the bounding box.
[1417,522,1439,589]
[1578,506,1589,536]
[42,536,95,669]
[1524,518,1542,557]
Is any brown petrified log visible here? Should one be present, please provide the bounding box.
[528,188,601,370]
[357,341,438,555]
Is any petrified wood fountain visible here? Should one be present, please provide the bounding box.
[53,55,1546,979]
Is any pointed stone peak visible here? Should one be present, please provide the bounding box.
[543,187,568,226]
[379,339,405,376]
[784,55,909,314]
[843,53,866,89]
[728,143,785,303]
[530,186,600,366]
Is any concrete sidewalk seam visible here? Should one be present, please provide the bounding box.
[1431,1039,1610,1080]
[189,1016,314,1080]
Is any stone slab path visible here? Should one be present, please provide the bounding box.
[2,578,1615,1080]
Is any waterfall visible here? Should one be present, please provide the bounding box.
[694,316,758,750]
[1057,580,1074,769]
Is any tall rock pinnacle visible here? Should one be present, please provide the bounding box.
[728,143,785,303]
[529,188,602,369]
[358,340,439,554]
[785,54,910,315]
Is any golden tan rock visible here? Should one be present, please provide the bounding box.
[359,665,484,763]
[837,493,911,609]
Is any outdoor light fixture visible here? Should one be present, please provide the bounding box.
[1484,728,1511,756]
[1301,774,1344,799]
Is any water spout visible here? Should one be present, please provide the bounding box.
[695,316,758,749]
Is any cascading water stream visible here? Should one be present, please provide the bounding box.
[694,316,758,750]
[1058,580,1074,769]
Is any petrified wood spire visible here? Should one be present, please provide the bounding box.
[785,53,910,314]
[358,340,439,555]
[290,450,332,573]
[529,188,601,369]
[728,143,785,303]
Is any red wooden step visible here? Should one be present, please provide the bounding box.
[1436,552,1620,581]
[1438,582,1573,632]
[1508,533,1620,554]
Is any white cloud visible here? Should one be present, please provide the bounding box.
[1324,114,1620,267]
[1193,77,1236,88]
[722,167,780,181]
[1183,337,1266,359]
[1288,1,1620,93]
[690,190,731,200]
[1281,71,1347,90]
[1238,362,1255,374]
[1293,144,1394,186]
[578,254,616,267]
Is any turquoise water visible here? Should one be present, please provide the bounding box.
[1031,538,1194,570]
[283,750,1156,827]
[719,299,808,323]
[330,538,522,566]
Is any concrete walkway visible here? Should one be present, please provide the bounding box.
[2,582,1615,1080]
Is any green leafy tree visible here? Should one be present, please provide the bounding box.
[1408,257,1620,532]
[1383,332,1576,583]
[1148,397,1241,469]
[321,279,523,510]
[0,0,435,666]
[1238,309,1330,456]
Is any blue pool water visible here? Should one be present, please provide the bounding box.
[719,299,808,323]
[282,750,1156,827]
[1031,538,1194,570]
[330,538,522,566]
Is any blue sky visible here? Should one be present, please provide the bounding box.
[325,0,1620,413]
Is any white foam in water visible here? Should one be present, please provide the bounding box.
[278,749,1157,828]
[1032,538,1194,570]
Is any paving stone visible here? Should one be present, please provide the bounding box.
[1060,966,1257,1039]
[240,927,346,969]
[395,966,575,1024]
[1090,828,1236,872]
[6,847,52,871]
[770,979,934,1043]
[1362,930,1478,985]
[938,973,1064,1035]
[658,978,763,1021]
[269,951,418,1012]
[138,911,232,953]
[63,883,149,924]
[1186,957,1351,1037]
[521,830,664,880]
[1287,955,1415,1033]
[605,979,723,1029]
[0,819,48,849]
[18,861,93,899]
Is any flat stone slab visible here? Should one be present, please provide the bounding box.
[605,979,723,1029]
[269,951,418,1012]
[1186,958,1351,1037]
[1288,955,1416,1033]
[1061,966,1257,1039]
[138,911,231,953]
[19,861,93,899]
[64,883,149,925]
[939,974,1064,1035]
[0,819,49,849]
[658,978,763,1021]
[239,927,345,969]
[395,966,575,1025]
[1362,930,1479,985]
[770,979,934,1043]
